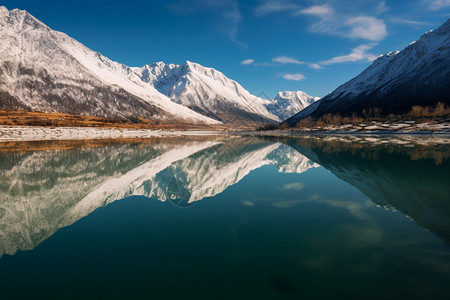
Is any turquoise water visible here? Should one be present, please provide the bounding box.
[0,136,449,299]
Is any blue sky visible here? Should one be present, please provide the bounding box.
[2,0,450,98]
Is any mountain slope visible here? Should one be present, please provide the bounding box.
[132,62,280,124]
[0,7,219,124]
[285,19,450,126]
[266,91,319,121]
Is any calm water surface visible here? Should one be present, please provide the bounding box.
[0,136,449,299]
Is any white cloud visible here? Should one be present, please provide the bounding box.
[255,0,299,16]
[272,56,304,64]
[426,0,450,10]
[344,16,387,41]
[319,44,378,65]
[308,63,323,70]
[241,59,255,65]
[298,4,387,42]
[283,73,306,81]
[299,5,334,17]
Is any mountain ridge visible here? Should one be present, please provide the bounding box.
[0,6,324,127]
[132,61,281,124]
[0,6,221,124]
[285,18,450,126]
[0,7,300,126]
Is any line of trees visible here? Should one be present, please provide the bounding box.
[295,102,450,128]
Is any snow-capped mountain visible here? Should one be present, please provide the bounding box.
[265,91,319,121]
[0,7,283,126]
[0,7,219,124]
[132,61,280,124]
[285,18,450,125]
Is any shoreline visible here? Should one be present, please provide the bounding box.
[0,126,449,151]
[1,125,450,142]
[0,125,226,142]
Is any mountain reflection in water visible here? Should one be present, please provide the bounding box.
[0,135,449,258]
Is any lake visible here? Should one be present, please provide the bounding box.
[0,135,449,299]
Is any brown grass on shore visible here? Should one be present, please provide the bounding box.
[0,109,226,130]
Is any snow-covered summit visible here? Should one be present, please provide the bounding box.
[285,18,450,125]
[329,19,449,101]
[133,61,280,124]
[266,91,320,121]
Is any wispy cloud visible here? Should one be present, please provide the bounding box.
[389,17,427,26]
[255,0,299,16]
[272,56,304,64]
[297,4,388,42]
[298,4,334,17]
[319,44,378,65]
[376,1,389,14]
[344,16,387,41]
[425,0,450,10]
[241,59,255,65]
[308,63,323,70]
[224,3,246,47]
[283,73,306,81]
[169,0,245,47]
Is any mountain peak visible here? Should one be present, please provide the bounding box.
[276,91,310,100]
[149,61,166,67]
[267,90,319,121]
[0,6,8,15]
[184,60,205,72]
[7,7,33,19]
[0,6,47,30]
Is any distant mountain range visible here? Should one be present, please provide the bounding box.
[285,18,450,126]
[0,7,318,126]
[2,6,446,128]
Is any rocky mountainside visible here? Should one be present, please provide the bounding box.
[285,18,450,126]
